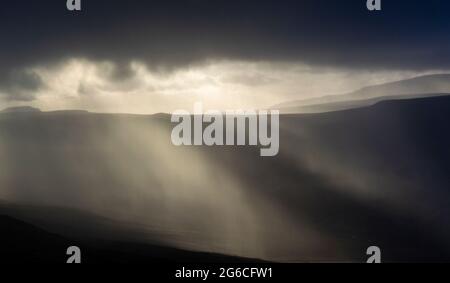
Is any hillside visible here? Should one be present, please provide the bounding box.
[0,96,450,262]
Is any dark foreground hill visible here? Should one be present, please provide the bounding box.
[1,95,450,262]
[0,208,259,263]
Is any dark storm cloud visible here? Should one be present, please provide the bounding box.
[1,0,450,100]
[0,69,43,101]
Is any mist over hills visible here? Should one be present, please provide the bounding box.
[1,95,450,262]
[1,106,41,113]
[275,74,450,113]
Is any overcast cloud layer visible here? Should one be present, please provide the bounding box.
[1,0,449,108]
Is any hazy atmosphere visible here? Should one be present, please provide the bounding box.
[1,0,450,265]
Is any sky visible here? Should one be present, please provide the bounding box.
[1,0,450,113]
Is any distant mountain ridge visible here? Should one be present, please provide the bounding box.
[275,74,450,113]
[1,106,41,113]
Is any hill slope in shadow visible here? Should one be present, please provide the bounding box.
[0,212,258,263]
